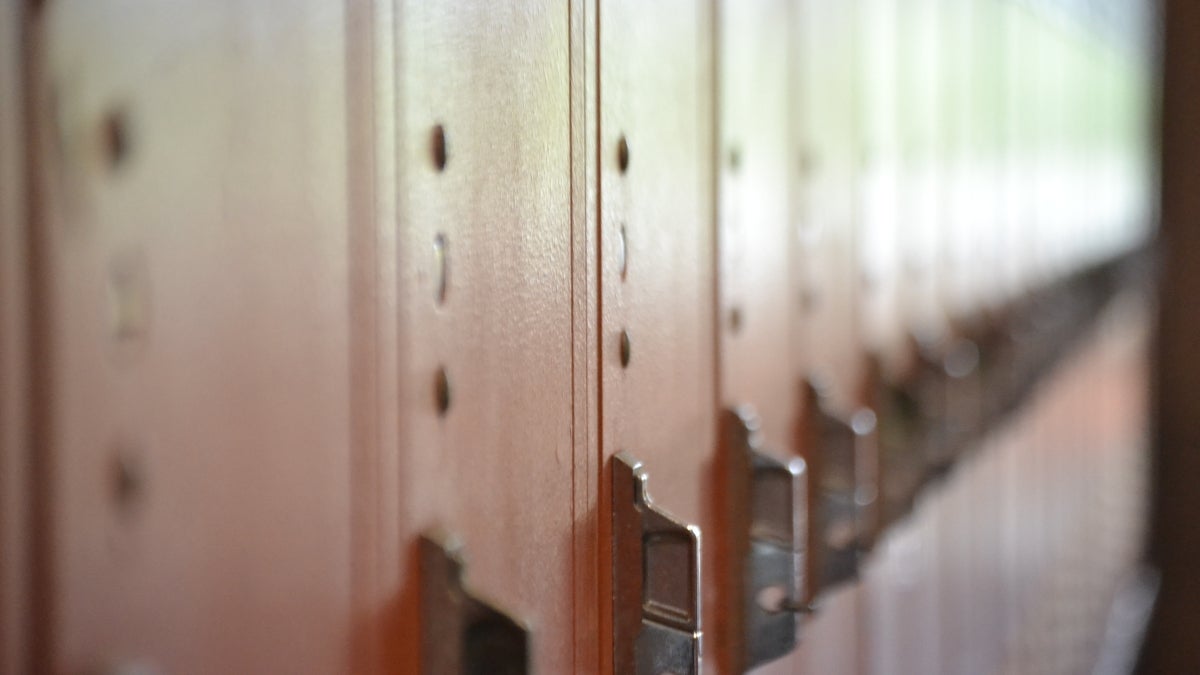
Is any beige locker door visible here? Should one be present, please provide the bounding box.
[31,2,357,672]
[715,0,801,672]
[857,0,905,372]
[857,1,947,673]
[794,0,867,672]
[390,3,577,673]
[598,0,717,671]
[0,0,30,671]
[796,0,866,412]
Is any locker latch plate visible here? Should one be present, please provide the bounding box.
[612,452,702,675]
[800,380,873,597]
[419,531,529,675]
[721,407,808,671]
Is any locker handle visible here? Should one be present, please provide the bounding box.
[799,380,874,598]
[612,452,702,675]
[720,408,809,671]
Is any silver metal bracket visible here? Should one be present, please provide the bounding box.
[721,408,808,671]
[870,354,927,529]
[612,452,702,675]
[800,380,873,596]
[419,531,529,675]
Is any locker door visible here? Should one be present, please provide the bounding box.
[896,2,953,673]
[30,2,357,671]
[391,3,576,673]
[857,1,945,673]
[794,0,868,672]
[796,0,865,411]
[598,0,716,671]
[0,0,29,671]
[858,0,904,373]
[715,0,800,672]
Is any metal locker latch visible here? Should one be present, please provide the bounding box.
[612,452,702,675]
[419,531,529,675]
[940,334,983,461]
[720,408,808,671]
[910,338,956,483]
[869,353,929,529]
[799,380,874,596]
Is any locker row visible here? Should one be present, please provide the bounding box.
[0,0,1155,672]
[425,246,1149,673]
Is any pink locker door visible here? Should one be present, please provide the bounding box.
[389,2,579,673]
[0,0,30,670]
[598,0,718,671]
[716,0,804,672]
[29,1,360,671]
[794,0,869,672]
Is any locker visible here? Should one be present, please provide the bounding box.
[598,0,716,671]
[0,0,29,671]
[793,1,871,673]
[28,2,358,671]
[0,1,1162,673]
[715,0,801,672]
[390,3,576,673]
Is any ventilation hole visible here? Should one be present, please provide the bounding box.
[431,124,448,171]
[617,135,630,173]
[801,289,820,313]
[619,330,632,368]
[617,225,628,280]
[435,366,451,416]
[798,148,815,176]
[111,446,145,514]
[101,107,131,171]
[433,233,448,305]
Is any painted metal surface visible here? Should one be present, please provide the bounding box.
[598,0,717,671]
[391,2,576,673]
[0,0,30,671]
[2,2,1158,674]
[715,1,805,671]
[30,2,357,671]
